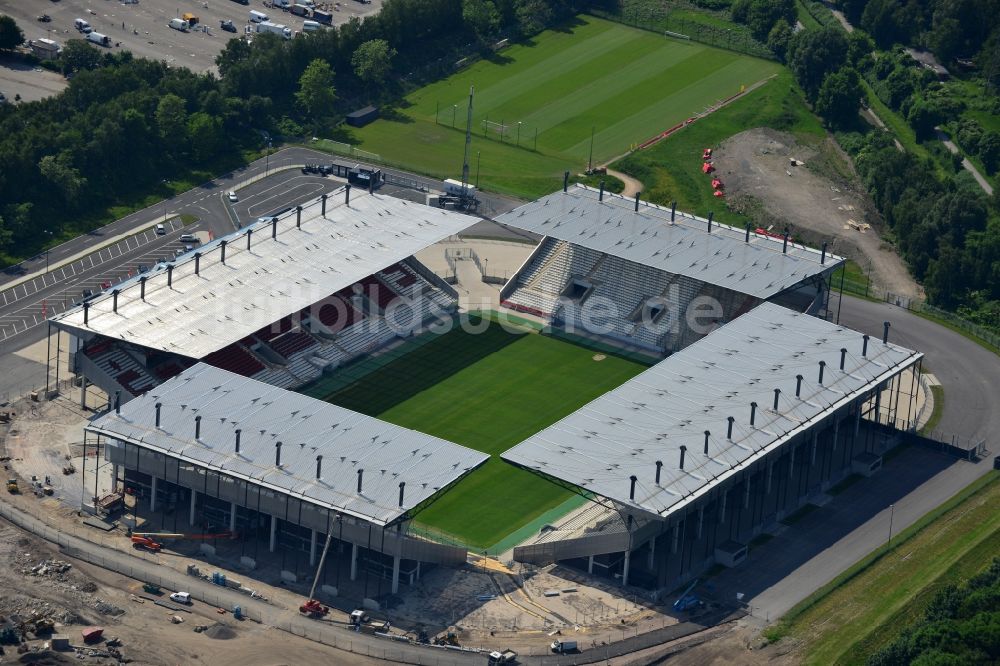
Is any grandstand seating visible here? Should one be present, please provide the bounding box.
[84,342,159,397]
[268,331,317,359]
[504,237,728,352]
[356,276,398,311]
[75,257,457,400]
[203,344,266,376]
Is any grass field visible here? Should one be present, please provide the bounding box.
[315,320,647,550]
[339,16,780,199]
[614,68,823,224]
[767,471,1000,664]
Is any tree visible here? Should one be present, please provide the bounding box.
[38,153,87,207]
[906,98,943,140]
[846,30,876,70]
[155,94,188,142]
[352,39,396,87]
[514,0,553,36]
[788,28,849,100]
[186,112,222,163]
[815,67,863,128]
[60,39,102,73]
[295,58,337,118]
[0,15,23,51]
[767,19,793,61]
[463,0,501,41]
[745,0,795,42]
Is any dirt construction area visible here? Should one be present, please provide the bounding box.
[714,128,922,300]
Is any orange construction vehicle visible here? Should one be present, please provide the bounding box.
[131,535,162,552]
[299,599,329,617]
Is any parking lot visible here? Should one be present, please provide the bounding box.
[0,217,205,345]
[0,0,384,78]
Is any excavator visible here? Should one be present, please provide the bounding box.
[130,531,238,553]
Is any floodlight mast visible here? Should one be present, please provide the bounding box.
[461,85,474,202]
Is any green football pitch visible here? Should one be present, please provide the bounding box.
[310,320,647,551]
[338,15,781,199]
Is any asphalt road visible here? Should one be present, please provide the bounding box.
[837,295,1000,443]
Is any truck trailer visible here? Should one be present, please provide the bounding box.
[255,21,292,39]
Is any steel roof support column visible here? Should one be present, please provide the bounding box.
[349,542,358,581]
[151,475,159,513]
[310,529,318,567]
[229,501,237,532]
[269,514,278,553]
[189,487,197,526]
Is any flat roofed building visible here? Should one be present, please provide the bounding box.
[51,188,477,359]
[87,363,489,593]
[495,185,842,301]
[502,302,922,589]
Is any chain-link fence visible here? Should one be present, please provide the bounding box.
[835,275,1000,354]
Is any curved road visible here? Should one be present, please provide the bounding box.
[838,295,999,442]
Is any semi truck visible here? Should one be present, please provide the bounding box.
[255,21,292,39]
[290,4,311,16]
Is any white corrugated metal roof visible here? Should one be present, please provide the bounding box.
[87,363,489,525]
[501,303,920,520]
[494,185,843,300]
[51,189,477,358]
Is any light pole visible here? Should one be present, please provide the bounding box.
[42,230,53,274]
[588,125,595,172]
[517,121,521,147]
[452,104,457,128]
[161,179,169,223]
[475,150,482,188]
[264,139,272,176]
[887,504,895,546]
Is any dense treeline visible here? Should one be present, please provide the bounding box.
[839,0,1000,65]
[0,51,243,257]
[0,0,597,263]
[868,557,1000,665]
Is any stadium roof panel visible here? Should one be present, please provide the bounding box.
[494,184,843,300]
[501,302,921,520]
[87,363,490,526]
[50,189,477,358]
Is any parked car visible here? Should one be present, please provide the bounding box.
[37,14,52,22]
[227,191,238,202]
[137,264,149,274]
[100,281,111,290]
[179,233,197,243]
[169,591,191,604]
[220,19,236,32]
[155,223,166,235]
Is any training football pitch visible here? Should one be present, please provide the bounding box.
[308,320,647,551]
[338,15,780,199]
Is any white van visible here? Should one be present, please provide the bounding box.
[249,9,268,22]
[272,0,291,7]
[168,18,189,31]
[85,32,111,47]
[74,18,92,33]
[301,20,321,31]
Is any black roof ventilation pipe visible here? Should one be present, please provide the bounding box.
[562,171,569,192]
[275,441,282,467]
[155,402,161,428]
[883,321,891,344]
[654,460,662,485]
[357,468,364,494]
[679,445,687,470]
[629,475,637,501]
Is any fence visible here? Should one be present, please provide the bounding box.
[835,275,1000,354]
[589,6,775,60]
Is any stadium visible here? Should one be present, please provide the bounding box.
[46,183,923,601]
